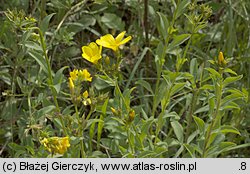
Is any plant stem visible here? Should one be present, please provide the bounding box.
[202,74,223,157]
[74,104,85,158]
[185,88,199,141]
[33,27,67,136]
[127,127,135,155]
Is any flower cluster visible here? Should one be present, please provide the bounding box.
[68,69,92,105]
[81,31,132,64]
[41,136,70,155]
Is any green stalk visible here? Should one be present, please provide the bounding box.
[202,74,223,157]
[101,70,130,113]
[74,104,85,158]
[185,88,199,141]
[31,27,67,136]
[152,2,179,117]
[127,127,135,155]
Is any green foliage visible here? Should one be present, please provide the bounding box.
[0,0,250,158]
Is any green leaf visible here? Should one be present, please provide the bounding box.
[221,91,244,107]
[67,15,96,33]
[217,142,236,154]
[220,125,241,135]
[190,58,198,80]
[183,144,196,158]
[101,13,125,30]
[89,121,96,145]
[223,75,243,87]
[23,41,43,51]
[170,82,186,96]
[194,105,209,114]
[123,87,136,109]
[98,98,109,150]
[205,68,221,78]
[87,119,104,128]
[200,84,214,91]
[37,105,56,118]
[171,121,184,143]
[155,41,165,64]
[175,0,191,19]
[193,116,205,134]
[167,34,191,52]
[156,12,169,41]
[53,66,68,93]
[224,68,237,75]
[206,142,236,157]
[29,50,49,75]
[93,75,114,90]
[174,145,184,157]
[40,13,56,34]
[223,143,250,152]
[135,79,153,94]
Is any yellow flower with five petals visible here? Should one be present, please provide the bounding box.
[96,31,132,52]
[82,42,102,64]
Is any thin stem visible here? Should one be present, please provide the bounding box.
[74,104,85,158]
[31,27,67,135]
[185,88,199,141]
[151,3,178,117]
[127,127,135,155]
[101,70,130,112]
[202,74,223,157]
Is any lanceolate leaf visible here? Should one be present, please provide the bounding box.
[171,121,184,143]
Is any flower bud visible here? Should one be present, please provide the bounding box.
[82,90,89,99]
[218,51,227,65]
[128,109,135,122]
[68,77,74,93]
[111,107,119,116]
[105,56,110,65]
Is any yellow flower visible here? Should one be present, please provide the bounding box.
[82,42,102,64]
[70,69,78,81]
[41,136,70,155]
[96,31,132,51]
[68,77,74,92]
[218,51,226,65]
[78,69,92,82]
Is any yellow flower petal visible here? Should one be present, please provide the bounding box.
[96,31,132,51]
[118,36,132,45]
[81,42,102,64]
[115,31,126,43]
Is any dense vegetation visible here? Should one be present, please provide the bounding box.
[0,0,250,157]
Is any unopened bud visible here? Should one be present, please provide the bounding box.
[82,90,89,99]
[218,51,227,65]
[68,77,74,93]
[111,107,119,116]
[105,56,110,65]
[128,109,135,122]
